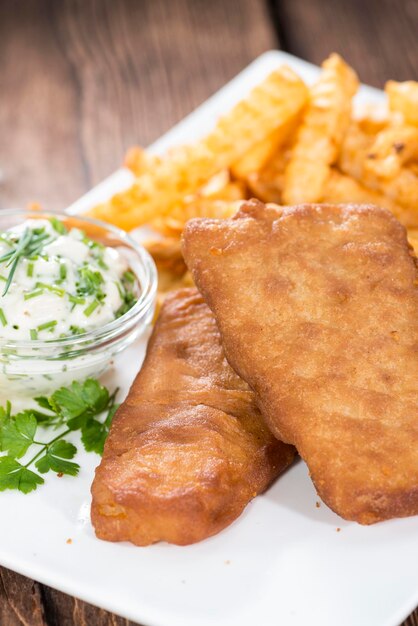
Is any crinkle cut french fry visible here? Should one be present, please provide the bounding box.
[339,121,418,227]
[386,81,418,127]
[230,116,299,180]
[283,53,358,204]
[378,170,418,221]
[124,146,161,176]
[338,120,373,180]
[143,235,195,319]
[150,217,185,238]
[150,173,245,238]
[143,237,187,277]
[246,149,290,203]
[90,67,308,228]
[152,199,243,238]
[365,126,418,179]
[246,172,282,204]
[198,170,231,196]
[230,130,281,180]
[407,229,418,255]
[202,66,307,167]
[353,110,389,135]
[176,197,243,222]
[322,169,405,217]
[197,179,246,203]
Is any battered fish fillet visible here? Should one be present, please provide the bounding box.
[91,288,295,545]
[182,200,418,525]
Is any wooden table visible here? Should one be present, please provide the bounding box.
[0,0,417,624]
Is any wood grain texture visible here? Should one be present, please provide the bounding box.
[0,569,46,626]
[271,0,418,87]
[404,611,418,626]
[0,0,417,624]
[0,0,275,211]
[41,586,131,626]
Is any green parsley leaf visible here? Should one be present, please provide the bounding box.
[80,379,109,412]
[0,402,11,424]
[51,381,89,419]
[51,379,109,424]
[34,396,54,411]
[0,412,37,458]
[0,457,44,493]
[35,440,79,476]
[81,419,106,454]
[81,403,118,455]
[0,377,118,494]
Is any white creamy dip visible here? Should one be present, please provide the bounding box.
[0,217,141,399]
[0,218,136,341]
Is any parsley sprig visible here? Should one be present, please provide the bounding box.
[0,227,51,296]
[0,378,119,494]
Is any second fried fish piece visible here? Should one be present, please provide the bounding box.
[183,200,418,525]
[91,288,294,545]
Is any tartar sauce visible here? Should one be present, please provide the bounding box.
[0,217,137,341]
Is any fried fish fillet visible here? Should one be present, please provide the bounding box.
[91,288,294,545]
[182,200,418,524]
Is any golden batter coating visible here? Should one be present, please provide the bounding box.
[182,200,418,524]
[91,288,294,545]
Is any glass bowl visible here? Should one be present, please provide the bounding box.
[0,209,157,400]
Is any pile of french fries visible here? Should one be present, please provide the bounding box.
[89,54,418,298]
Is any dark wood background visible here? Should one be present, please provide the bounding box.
[0,0,417,624]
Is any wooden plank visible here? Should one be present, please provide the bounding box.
[0,568,46,626]
[40,586,131,626]
[0,0,276,212]
[404,612,418,626]
[0,1,276,624]
[272,0,418,87]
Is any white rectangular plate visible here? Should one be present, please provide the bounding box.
[2,51,417,626]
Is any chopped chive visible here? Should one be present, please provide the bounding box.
[0,275,6,282]
[37,320,57,332]
[0,227,52,296]
[123,270,135,284]
[84,236,104,251]
[115,281,124,299]
[97,256,109,271]
[0,234,13,248]
[0,308,7,327]
[24,289,44,300]
[59,263,67,280]
[27,262,34,277]
[30,329,38,340]
[84,300,100,317]
[68,295,86,305]
[70,325,86,335]
[76,267,104,300]
[49,216,67,235]
[35,282,65,297]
